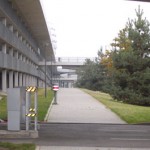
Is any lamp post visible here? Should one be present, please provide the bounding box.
[36,66,39,88]
[44,53,47,98]
[51,54,53,87]
[44,42,49,98]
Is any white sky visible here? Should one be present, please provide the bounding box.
[40,0,150,57]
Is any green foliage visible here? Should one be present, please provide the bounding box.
[109,6,150,106]
[77,6,150,106]
[0,142,35,150]
[76,58,107,91]
[0,96,7,120]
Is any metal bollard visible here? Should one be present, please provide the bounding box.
[52,85,59,105]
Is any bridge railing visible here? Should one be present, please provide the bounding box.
[56,57,96,63]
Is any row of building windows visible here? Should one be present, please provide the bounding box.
[0,12,40,69]
[0,16,39,57]
[0,42,37,69]
[0,1,40,67]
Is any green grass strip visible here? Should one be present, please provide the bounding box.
[83,89,150,124]
[0,96,7,120]
[36,88,54,121]
[0,142,35,150]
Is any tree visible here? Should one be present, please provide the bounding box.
[109,6,150,105]
[76,56,107,91]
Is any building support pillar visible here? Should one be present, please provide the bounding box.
[2,17,7,26]
[2,70,7,92]
[23,74,26,86]
[14,72,19,87]
[2,43,7,53]
[19,73,22,86]
[9,71,13,88]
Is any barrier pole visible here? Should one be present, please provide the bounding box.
[34,91,38,131]
[53,91,57,104]
[26,92,30,131]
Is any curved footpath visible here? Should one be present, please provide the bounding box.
[47,88,125,124]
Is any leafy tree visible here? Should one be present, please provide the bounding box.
[109,6,150,105]
[76,6,150,106]
[76,57,107,91]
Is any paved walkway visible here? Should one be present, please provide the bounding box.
[47,88,125,124]
[36,88,149,150]
[36,146,149,150]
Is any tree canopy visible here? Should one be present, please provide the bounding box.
[76,6,150,106]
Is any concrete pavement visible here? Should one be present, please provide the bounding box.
[36,146,149,150]
[37,88,148,150]
[47,88,125,124]
[36,88,127,149]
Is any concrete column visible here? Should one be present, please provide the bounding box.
[23,56,25,62]
[14,30,18,37]
[31,76,34,86]
[22,74,24,86]
[33,77,35,86]
[2,18,6,26]
[36,77,38,87]
[19,35,22,41]
[26,75,28,86]
[2,70,7,92]
[23,39,26,44]
[23,74,26,86]
[40,80,42,88]
[27,76,30,86]
[15,51,18,59]
[27,43,29,48]
[31,76,33,86]
[2,43,7,53]
[14,72,19,87]
[9,71,13,88]
[9,25,13,32]
[9,48,13,56]
[20,53,23,61]
[19,73,22,86]
[34,77,36,86]
[30,76,32,86]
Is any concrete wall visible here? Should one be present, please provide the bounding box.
[0,0,47,92]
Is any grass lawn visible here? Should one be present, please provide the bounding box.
[0,142,35,150]
[0,96,7,120]
[33,88,54,121]
[0,88,54,121]
[83,89,150,124]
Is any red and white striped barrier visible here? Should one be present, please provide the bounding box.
[53,85,59,91]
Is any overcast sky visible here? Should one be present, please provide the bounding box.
[40,0,150,57]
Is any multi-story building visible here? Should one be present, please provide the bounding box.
[0,0,55,93]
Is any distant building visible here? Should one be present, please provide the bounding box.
[0,0,55,92]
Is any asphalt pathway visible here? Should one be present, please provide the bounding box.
[47,88,125,124]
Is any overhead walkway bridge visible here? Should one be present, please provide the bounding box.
[39,57,96,87]
[39,57,96,69]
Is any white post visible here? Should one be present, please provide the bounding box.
[26,91,30,131]
[34,91,38,131]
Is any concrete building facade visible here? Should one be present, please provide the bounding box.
[0,0,55,92]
